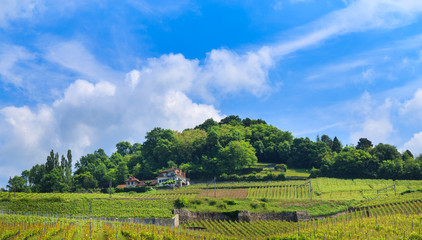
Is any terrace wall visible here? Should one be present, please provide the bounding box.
[173,209,310,224]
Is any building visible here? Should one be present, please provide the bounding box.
[157,168,190,187]
[118,168,190,188]
[125,176,142,187]
[116,176,157,188]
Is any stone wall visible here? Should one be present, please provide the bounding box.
[173,209,310,224]
[125,214,179,227]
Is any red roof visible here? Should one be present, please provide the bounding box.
[116,184,126,188]
[125,176,141,183]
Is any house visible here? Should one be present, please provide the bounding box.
[125,176,142,187]
[119,168,189,188]
[157,168,190,187]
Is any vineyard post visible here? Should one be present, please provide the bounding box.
[296,186,298,199]
[394,184,396,196]
[310,180,312,201]
[214,177,216,198]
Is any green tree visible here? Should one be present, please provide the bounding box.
[219,140,257,173]
[332,136,342,153]
[356,138,373,151]
[116,141,132,156]
[320,135,333,150]
[195,118,219,132]
[7,176,27,193]
[116,162,129,185]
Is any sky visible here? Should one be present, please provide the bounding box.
[1,0,422,188]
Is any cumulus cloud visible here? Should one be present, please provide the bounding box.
[200,47,273,100]
[350,93,394,144]
[399,88,422,121]
[402,132,422,156]
[0,57,224,185]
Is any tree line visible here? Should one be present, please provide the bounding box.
[5,116,422,192]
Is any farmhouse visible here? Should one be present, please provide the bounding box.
[118,168,189,188]
[157,168,190,187]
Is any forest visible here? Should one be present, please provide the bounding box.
[5,115,422,193]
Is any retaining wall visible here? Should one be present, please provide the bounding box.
[173,209,310,224]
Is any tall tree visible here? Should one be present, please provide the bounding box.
[332,137,342,153]
[320,135,333,150]
[356,138,373,151]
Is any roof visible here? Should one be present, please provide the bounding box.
[159,167,178,173]
[116,184,126,188]
[125,176,141,183]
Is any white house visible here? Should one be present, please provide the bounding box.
[157,168,190,187]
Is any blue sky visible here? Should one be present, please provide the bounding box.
[1,0,422,187]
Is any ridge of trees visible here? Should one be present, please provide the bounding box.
[6,116,422,193]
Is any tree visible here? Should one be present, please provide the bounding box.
[195,118,219,132]
[40,168,66,192]
[46,150,59,173]
[356,138,373,151]
[115,162,129,185]
[7,176,27,193]
[402,149,414,160]
[116,141,132,156]
[219,115,242,126]
[288,138,330,169]
[371,143,401,162]
[332,137,342,153]
[219,140,257,173]
[320,135,333,150]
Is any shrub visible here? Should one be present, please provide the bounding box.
[250,202,259,209]
[230,174,241,181]
[224,199,237,205]
[275,164,287,172]
[309,167,320,178]
[174,197,189,208]
[217,202,227,209]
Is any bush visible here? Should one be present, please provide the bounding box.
[275,164,287,172]
[250,202,259,209]
[217,202,227,209]
[174,197,189,208]
[230,174,241,181]
[309,167,320,178]
[114,186,150,193]
[219,173,228,181]
[224,199,237,205]
[276,173,286,181]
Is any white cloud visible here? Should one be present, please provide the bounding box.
[402,132,422,156]
[399,88,422,121]
[362,68,375,82]
[0,0,40,28]
[0,44,33,86]
[46,41,123,82]
[200,47,273,99]
[271,0,422,57]
[350,93,394,144]
[127,0,196,17]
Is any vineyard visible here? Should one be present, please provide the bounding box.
[183,200,422,239]
[2,177,422,239]
[0,197,174,219]
[0,213,228,240]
